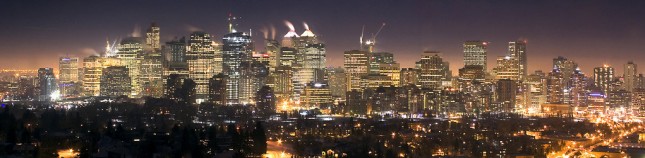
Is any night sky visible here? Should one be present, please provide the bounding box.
[1,0,645,75]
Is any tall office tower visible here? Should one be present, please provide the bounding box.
[508,40,527,80]
[496,79,516,112]
[271,66,294,102]
[222,31,253,104]
[186,32,217,102]
[553,56,578,86]
[594,65,614,95]
[326,67,347,100]
[526,71,547,110]
[278,47,297,67]
[81,56,121,96]
[400,68,420,87]
[59,57,80,98]
[301,82,333,108]
[568,70,587,107]
[546,69,564,104]
[100,66,131,97]
[162,37,187,68]
[265,39,281,71]
[165,74,195,104]
[255,86,276,117]
[38,68,57,101]
[239,61,269,104]
[458,65,486,84]
[116,37,144,97]
[208,73,226,105]
[632,89,645,116]
[298,43,326,84]
[140,52,164,97]
[146,22,160,51]
[608,90,631,109]
[463,41,488,71]
[378,63,401,87]
[493,55,520,81]
[416,51,449,89]
[369,52,395,74]
[344,50,370,91]
[637,74,645,89]
[624,61,637,91]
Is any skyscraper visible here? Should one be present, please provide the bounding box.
[546,69,564,104]
[116,37,144,97]
[38,68,57,101]
[222,31,253,104]
[594,65,614,95]
[416,51,449,89]
[81,56,121,96]
[624,61,637,92]
[59,57,80,98]
[493,55,520,81]
[209,73,226,105]
[344,50,370,91]
[100,66,131,97]
[508,40,527,80]
[146,22,160,51]
[186,32,217,102]
[463,41,488,71]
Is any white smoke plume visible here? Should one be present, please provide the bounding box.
[303,22,310,30]
[185,24,203,32]
[284,20,295,31]
[260,26,269,39]
[131,24,141,37]
[270,24,276,39]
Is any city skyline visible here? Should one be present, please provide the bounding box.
[1,1,645,75]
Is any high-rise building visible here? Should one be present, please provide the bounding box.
[162,37,187,67]
[271,66,294,102]
[496,79,516,112]
[38,68,57,101]
[146,22,160,51]
[239,61,269,104]
[265,39,281,72]
[116,37,144,97]
[632,88,645,116]
[222,31,253,104]
[463,41,488,71]
[344,50,370,91]
[553,56,578,86]
[493,55,520,81]
[378,63,401,87]
[624,61,637,92]
[594,65,614,95]
[208,73,226,105]
[546,69,564,104]
[458,65,486,83]
[100,66,131,97]
[301,82,333,108]
[369,52,395,74]
[255,86,276,117]
[59,57,80,98]
[186,32,218,102]
[139,52,164,97]
[326,67,347,100]
[81,56,121,96]
[416,51,449,89]
[400,68,420,87]
[508,40,527,80]
[526,71,547,110]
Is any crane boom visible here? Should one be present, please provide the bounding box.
[372,22,386,41]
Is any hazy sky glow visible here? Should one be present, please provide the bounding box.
[1,0,645,75]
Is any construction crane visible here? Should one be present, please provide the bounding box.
[360,23,386,52]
